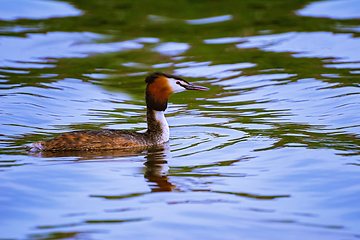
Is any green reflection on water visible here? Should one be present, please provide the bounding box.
[1,1,360,240]
[0,0,359,157]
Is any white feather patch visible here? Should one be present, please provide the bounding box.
[154,110,170,143]
[25,142,43,152]
[167,78,186,93]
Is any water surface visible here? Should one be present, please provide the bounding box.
[1,0,360,239]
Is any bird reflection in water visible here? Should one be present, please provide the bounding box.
[27,142,176,192]
[144,143,176,192]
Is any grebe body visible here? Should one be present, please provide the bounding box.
[26,72,208,152]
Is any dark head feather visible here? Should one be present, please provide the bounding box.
[145,89,168,111]
[145,72,187,84]
[145,72,189,111]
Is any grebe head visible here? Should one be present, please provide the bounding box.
[145,72,209,111]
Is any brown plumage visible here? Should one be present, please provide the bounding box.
[25,72,209,152]
[35,130,148,151]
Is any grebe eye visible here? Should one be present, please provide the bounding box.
[176,81,180,85]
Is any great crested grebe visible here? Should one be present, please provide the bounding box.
[26,72,209,152]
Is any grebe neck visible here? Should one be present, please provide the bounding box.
[146,107,169,143]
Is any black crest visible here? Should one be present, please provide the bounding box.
[145,72,187,111]
[145,71,185,84]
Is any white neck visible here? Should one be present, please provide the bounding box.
[154,111,169,143]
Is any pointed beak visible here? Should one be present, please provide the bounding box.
[184,84,209,91]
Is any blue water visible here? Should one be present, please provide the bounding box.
[1,0,360,239]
